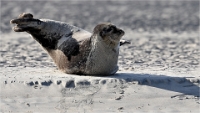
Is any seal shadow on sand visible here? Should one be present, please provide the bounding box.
[106,72,200,97]
[57,72,200,111]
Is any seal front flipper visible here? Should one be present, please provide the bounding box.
[120,39,131,46]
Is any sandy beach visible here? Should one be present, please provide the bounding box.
[0,0,199,113]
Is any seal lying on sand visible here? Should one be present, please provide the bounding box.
[10,13,130,75]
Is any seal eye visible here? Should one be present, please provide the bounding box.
[106,27,112,32]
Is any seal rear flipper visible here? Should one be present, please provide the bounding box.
[10,13,44,32]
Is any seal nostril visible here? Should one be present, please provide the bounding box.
[119,30,122,33]
[118,30,124,35]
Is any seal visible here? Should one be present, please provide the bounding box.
[10,13,130,75]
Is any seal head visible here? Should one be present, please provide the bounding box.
[85,23,125,75]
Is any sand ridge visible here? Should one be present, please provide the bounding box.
[1,67,199,112]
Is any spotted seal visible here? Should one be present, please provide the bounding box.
[10,13,130,75]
